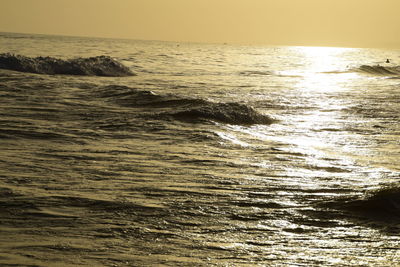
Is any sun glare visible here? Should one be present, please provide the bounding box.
[290,46,358,93]
[298,46,351,72]
[271,47,360,166]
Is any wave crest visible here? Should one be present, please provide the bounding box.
[321,186,400,222]
[98,85,208,108]
[0,53,135,77]
[169,102,275,125]
[356,65,400,76]
[98,85,274,125]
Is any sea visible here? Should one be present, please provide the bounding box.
[0,32,399,266]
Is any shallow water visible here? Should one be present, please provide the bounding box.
[0,32,400,266]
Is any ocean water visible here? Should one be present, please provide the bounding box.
[0,32,399,266]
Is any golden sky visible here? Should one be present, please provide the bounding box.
[1,0,399,48]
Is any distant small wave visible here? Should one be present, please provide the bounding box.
[0,53,135,77]
[355,64,400,76]
[98,85,274,126]
[238,70,273,76]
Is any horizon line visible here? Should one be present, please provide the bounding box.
[1,30,399,50]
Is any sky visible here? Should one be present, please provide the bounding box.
[1,0,400,48]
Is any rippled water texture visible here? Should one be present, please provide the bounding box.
[0,32,399,266]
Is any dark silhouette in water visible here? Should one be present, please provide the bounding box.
[386,58,390,63]
[0,53,135,76]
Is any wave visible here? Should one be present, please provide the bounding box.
[238,70,273,76]
[98,85,275,125]
[0,53,135,77]
[355,64,400,76]
[319,186,400,223]
[97,85,208,107]
[169,102,275,125]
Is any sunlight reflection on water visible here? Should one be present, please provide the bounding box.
[1,34,400,266]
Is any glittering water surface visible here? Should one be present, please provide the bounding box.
[0,32,400,266]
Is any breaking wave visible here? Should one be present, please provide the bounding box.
[356,64,400,76]
[0,53,135,76]
[98,85,275,125]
